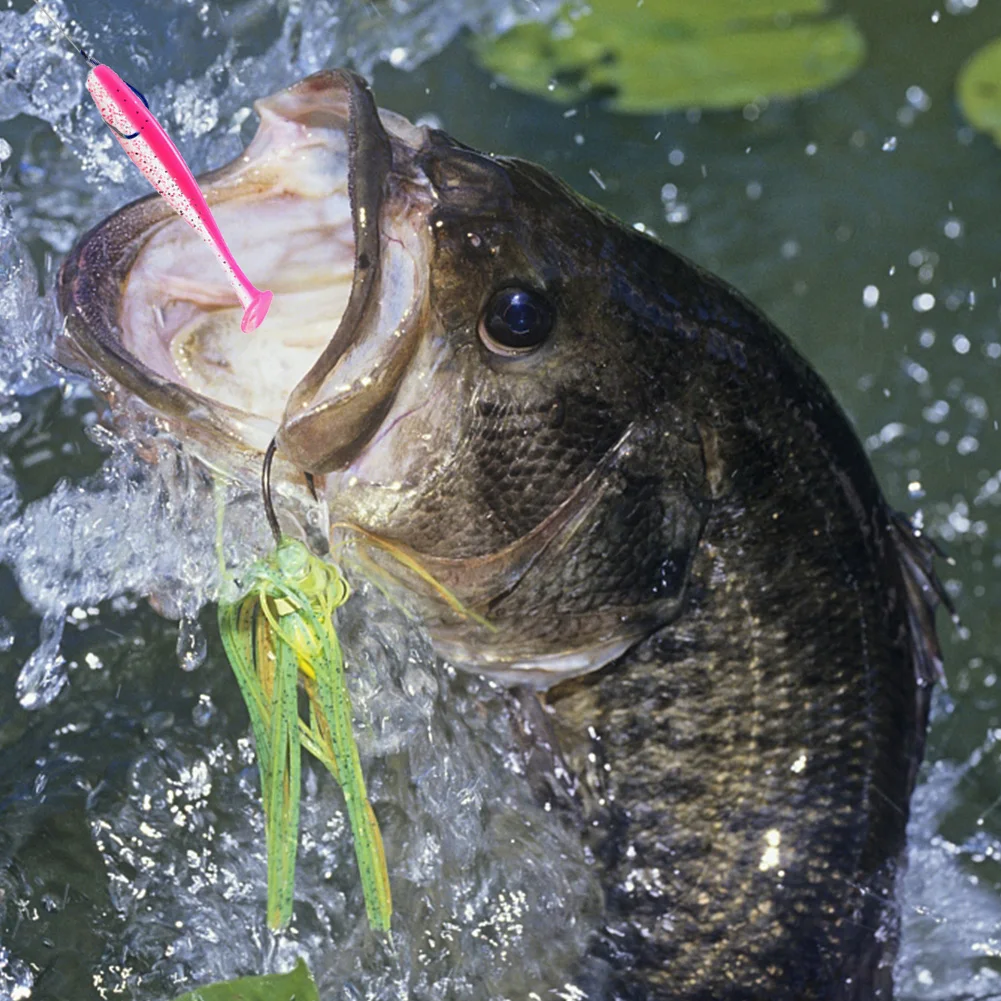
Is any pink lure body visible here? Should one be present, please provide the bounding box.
[86,64,272,333]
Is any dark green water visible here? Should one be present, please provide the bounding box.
[2,0,1001,998]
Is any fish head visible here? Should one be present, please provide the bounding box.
[59,70,712,687]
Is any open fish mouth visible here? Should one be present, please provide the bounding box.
[58,71,433,472]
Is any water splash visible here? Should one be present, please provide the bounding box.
[0,945,34,1001]
[897,727,1001,997]
[0,574,601,999]
[1,433,274,708]
[1,1,994,998]
[0,185,58,399]
[15,609,65,709]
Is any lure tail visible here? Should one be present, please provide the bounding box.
[241,289,274,334]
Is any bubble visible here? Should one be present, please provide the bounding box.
[191,693,216,728]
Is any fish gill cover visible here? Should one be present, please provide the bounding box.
[0,1,999,1000]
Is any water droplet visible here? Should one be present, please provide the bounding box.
[16,613,66,710]
[0,617,14,653]
[192,693,216,728]
[666,203,690,225]
[176,617,206,672]
[906,85,931,111]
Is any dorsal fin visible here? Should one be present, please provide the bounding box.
[888,509,952,688]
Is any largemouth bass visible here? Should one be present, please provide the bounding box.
[58,70,946,1000]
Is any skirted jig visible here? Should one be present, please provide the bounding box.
[217,442,391,933]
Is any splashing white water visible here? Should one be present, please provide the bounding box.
[896,724,1001,999]
[0,1,999,999]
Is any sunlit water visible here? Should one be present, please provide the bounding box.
[1,0,1000,999]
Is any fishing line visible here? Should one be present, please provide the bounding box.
[262,437,283,546]
[27,0,96,68]
[28,0,143,136]
[30,0,150,138]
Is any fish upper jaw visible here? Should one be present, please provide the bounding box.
[275,71,438,475]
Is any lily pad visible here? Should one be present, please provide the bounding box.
[473,0,866,114]
[957,37,1001,146]
[170,959,320,1001]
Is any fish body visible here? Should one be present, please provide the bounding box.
[57,71,944,999]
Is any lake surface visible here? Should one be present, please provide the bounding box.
[1,0,1000,998]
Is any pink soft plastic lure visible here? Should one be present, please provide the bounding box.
[86,64,273,333]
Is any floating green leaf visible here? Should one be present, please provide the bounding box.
[170,958,320,1001]
[473,0,866,114]
[957,37,1001,146]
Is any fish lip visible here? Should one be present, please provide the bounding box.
[275,72,425,475]
[278,70,392,446]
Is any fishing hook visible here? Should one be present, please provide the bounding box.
[105,82,149,139]
[262,437,282,546]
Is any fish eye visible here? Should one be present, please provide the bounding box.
[479,286,554,355]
